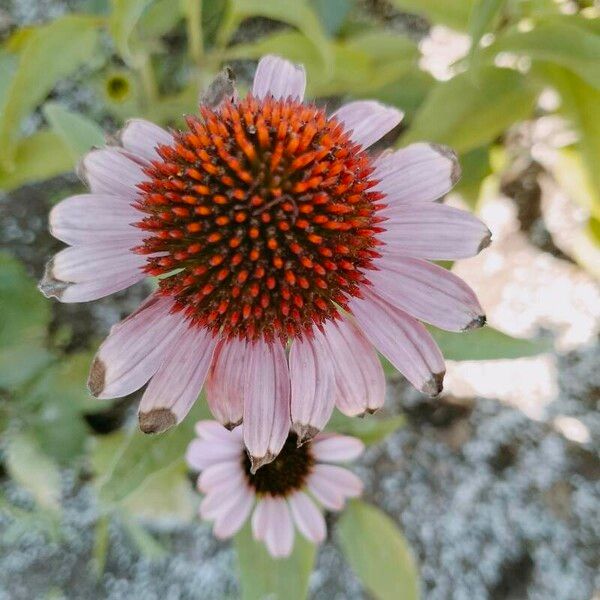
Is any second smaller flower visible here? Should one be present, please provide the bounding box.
[186,420,364,558]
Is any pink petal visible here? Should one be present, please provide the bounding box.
[49,193,142,246]
[332,100,403,149]
[312,434,364,463]
[288,491,326,544]
[119,119,173,162]
[87,294,184,399]
[242,339,291,471]
[39,245,146,303]
[80,148,145,199]
[251,499,270,541]
[370,256,485,331]
[261,497,295,558]
[186,439,242,471]
[197,460,243,493]
[349,288,445,396]
[374,143,460,206]
[252,55,306,101]
[200,479,248,520]
[306,472,345,511]
[320,316,385,416]
[194,420,238,442]
[289,329,335,444]
[311,464,363,500]
[205,339,245,429]
[213,486,254,539]
[379,202,492,260]
[137,325,217,433]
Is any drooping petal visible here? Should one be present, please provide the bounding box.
[80,148,146,199]
[137,325,217,433]
[374,143,460,206]
[312,433,365,463]
[379,202,492,260]
[39,245,146,303]
[87,295,184,399]
[186,439,241,472]
[262,496,295,558]
[252,55,306,101]
[369,256,485,331]
[332,100,403,149]
[119,119,173,162]
[320,316,386,416]
[213,486,254,539]
[205,339,246,429]
[49,193,142,246]
[288,491,326,544]
[310,464,363,501]
[349,289,445,396]
[242,339,291,471]
[289,329,335,444]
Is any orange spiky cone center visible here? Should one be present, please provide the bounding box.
[134,95,384,342]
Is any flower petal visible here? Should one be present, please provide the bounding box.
[349,288,445,396]
[49,193,142,246]
[205,339,245,429]
[138,325,217,433]
[213,486,254,539]
[288,491,326,544]
[310,464,363,500]
[320,316,385,416]
[251,499,270,541]
[197,460,241,492]
[39,245,146,303]
[252,55,306,101]
[289,329,335,444]
[370,256,485,331]
[312,433,364,463]
[80,148,145,199]
[194,420,239,442]
[87,295,184,399]
[263,497,295,558]
[374,143,460,206]
[200,478,248,520]
[332,100,403,149]
[119,119,173,162]
[186,439,241,471]
[379,202,492,260]
[242,339,291,471]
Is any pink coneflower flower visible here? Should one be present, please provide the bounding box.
[40,55,490,469]
[186,420,364,558]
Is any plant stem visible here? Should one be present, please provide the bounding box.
[186,0,204,66]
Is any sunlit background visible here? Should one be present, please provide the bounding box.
[0,0,598,598]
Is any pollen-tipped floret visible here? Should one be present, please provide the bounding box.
[134,95,383,341]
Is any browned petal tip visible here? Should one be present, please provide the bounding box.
[430,143,461,186]
[422,371,445,397]
[249,452,276,474]
[478,229,492,253]
[38,258,69,300]
[87,357,106,397]
[223,418,243,431]
[464,314,486,331]
[293,423,320,446]
[139,408,177,434]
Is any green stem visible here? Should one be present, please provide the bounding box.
[138,55,158,107]
[186,0,204,66]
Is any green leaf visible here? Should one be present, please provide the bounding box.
[235,522,317,600]
[0,253,52,389]
[338,500,419,600]
[327,411,406,445]
[43,102,105,160]
[0,130,75,191]
[453,145,492,207]
[311,0,351,36]
[388,0,475,30]
[468,0,506,57]
[535,64,600,205]
[0,15,101,169]
[121,515,167,559]
[96,400,210,505]
[403,66,538,153]
[430,326,552,361]
[6,432,62,511]
[92,516,110,576]
[109,0,154,65]
[220,0,332,70]
[485,20,600,89]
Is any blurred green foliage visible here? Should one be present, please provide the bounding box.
[1,0,598,597]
